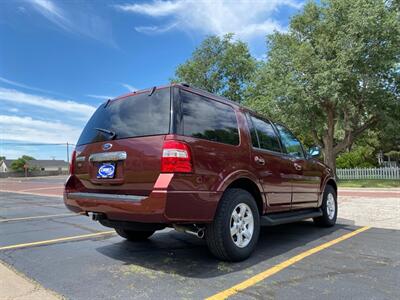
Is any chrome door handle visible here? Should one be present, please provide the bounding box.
[294,163,302,171]
[254,156,265,165]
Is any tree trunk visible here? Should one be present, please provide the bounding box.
[323,146,337,176]
[322,105,337,176]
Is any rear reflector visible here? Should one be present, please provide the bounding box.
[161,140,192,173]
[69,150,76,175]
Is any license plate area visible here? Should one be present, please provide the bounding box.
[97,162,116,179]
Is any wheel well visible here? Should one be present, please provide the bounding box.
[226,178,263,214]
[326,179,337,194]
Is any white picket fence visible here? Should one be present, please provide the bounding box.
[337,167,400,180]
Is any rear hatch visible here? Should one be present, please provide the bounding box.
[73,87,171,196]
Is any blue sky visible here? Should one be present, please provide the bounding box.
[0,0,303,160]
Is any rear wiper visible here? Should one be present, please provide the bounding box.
[95,127,116,140]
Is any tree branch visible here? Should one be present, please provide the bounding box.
[333,116,378,155]
[311,129,323,146]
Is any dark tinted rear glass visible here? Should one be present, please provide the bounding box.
[77,88,170,145]
[181,90,239,145]
[245,113,259,148]
[250,116,281,152]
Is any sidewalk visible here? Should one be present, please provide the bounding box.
[0,261,61,300]
[338,187,400,198]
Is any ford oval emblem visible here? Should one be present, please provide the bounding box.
[102,143,112,151]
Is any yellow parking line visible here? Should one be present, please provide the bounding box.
[206,226,371,300]
[0,231,115,251]
[0,213,84,223]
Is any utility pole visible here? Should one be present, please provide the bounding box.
[67,142,69,163]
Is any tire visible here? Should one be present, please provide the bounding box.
[314,185,337,227]
[115,228,155,241]
[205,188,260,262]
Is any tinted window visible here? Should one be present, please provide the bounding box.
[77,88,170,145]
[250,116,281,152]
[275,124,304,158]
[181,90,239,145]
[245,114,259,148]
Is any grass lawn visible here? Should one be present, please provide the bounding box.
[338,179,400,188]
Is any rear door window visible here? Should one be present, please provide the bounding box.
[245,114,259,148]
[180,90,239,145]
[250,115,281,153]
[77,88,171,145]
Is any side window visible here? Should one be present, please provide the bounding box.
[275,124,304,158]
[245,114,259,148]
[250,116,281,152]
[181,90,239,145]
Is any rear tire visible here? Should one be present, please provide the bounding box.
[115,228,155,241]
[314,185,337,227]
[205,188,260,262]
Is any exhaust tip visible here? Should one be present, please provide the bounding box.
[197,228,205,239]
[89,212,105,221]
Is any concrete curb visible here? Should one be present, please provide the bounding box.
[0,260,62,300]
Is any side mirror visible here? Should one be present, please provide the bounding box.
[308,146,321,158]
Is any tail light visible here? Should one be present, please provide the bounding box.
[161,140,192,173]
[69,150,76,175]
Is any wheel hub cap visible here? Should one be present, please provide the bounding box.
[230,203,254,248]
[326,193,336,219]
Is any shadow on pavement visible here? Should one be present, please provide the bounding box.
[96,221,354,279]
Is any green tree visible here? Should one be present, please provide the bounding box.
[173,34,256,103]
[336,145,377,169]
[246,0,400,173]
[11,155,35,172]
[0,156,5,161]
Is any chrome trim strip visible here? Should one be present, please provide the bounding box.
[76,156,86,162]
[68,192,145,202]
[88,151,127,162]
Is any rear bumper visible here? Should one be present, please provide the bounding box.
[64,180,221,224]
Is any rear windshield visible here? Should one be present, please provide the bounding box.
[77,88,171,145]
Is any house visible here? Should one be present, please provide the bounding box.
[27,160,69,172]
[0,159,69,173]
[0,160,15,173]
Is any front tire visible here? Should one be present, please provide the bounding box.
[115,228,155,241]
[205,188,260,261]
[314,185,337,227]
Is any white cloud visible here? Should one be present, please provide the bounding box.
[135,23,178,34]
[27,0,116,46]
[115,0,182,16]
[86,94,114,100]
[0,87,96,119]
[29,0,71,31]
[0,115,81,144]
[115,0,303,40]
[0,75,60,95]
[121,83,137,92]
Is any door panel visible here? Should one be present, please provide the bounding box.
[290,158,321,209]
[246,114,292,213]
[274,123,320,209]
[251,149,292,212]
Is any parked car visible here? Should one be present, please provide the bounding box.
[64,84,337,261]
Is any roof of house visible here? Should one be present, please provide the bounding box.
[27,160,69,168]
[1,160,16,167]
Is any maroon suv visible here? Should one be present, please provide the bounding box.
[64,84,337,261]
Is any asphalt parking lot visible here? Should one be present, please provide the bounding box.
[0,177,399,299]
